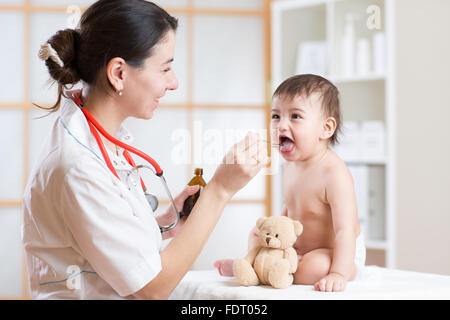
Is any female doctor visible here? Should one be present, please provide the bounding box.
[22,0,267,300]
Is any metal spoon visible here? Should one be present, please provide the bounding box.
[262,140,280,148]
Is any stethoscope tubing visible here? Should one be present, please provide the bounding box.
[78,104,163,176]
[72,94,180,233]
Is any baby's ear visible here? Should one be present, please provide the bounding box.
[256,217,268,230]
[293,221,303,237]
[320,116,336,140]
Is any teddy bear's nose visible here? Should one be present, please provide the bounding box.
[266,237,271,245]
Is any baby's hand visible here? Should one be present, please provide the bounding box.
[314,272,347,292]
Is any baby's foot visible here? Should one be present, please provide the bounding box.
[213,259,234,277]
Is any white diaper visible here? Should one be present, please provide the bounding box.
[354,232,367,277]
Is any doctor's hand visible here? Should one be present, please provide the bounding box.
[157,185,200,239]
[211,131,269,200]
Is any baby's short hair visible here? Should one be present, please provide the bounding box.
[273,74,341,145]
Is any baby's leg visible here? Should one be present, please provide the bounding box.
[293,248,358,285]
[293,248,333,285]
[213,259,234,276]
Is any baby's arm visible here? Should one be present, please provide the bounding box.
[280,204,288,217]
[321,165,359,288]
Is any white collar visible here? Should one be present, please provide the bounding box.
[60,89,135,143]
[59,89,135,162]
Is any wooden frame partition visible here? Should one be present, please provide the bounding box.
[0,0,273,299]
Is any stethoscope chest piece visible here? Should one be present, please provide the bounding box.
[126,164,181,233]
[145,193,159,212]
[126,166,159,212]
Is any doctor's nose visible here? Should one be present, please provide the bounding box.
[167,72,179,91]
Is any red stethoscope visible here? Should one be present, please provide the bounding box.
[71,92,181,233]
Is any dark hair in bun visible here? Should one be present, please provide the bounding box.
[36,0,178,112]
[43,29,81,85]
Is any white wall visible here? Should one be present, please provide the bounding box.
[395,0,450,275]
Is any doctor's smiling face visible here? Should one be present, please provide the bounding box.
[110,30,179,120]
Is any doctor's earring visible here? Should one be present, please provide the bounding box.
[115,87,123,96]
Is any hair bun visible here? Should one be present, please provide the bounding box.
[41,28,81,86]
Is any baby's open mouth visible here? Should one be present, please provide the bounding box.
[279,136,295,153]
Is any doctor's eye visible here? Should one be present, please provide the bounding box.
[266,232,270,236]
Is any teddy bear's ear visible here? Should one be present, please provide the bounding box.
[256,217,268,230]
[293,221,303,237]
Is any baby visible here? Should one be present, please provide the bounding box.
[214,74,365,292]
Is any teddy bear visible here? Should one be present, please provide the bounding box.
[233,216,303,289]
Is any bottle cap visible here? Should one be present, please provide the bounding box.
[194,168,203,176]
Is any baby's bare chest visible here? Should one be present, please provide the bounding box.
[283,168,330,222]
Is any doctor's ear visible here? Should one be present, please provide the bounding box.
[320,116,336,141]
[106,57,126,94]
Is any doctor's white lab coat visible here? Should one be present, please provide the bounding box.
[22,91,163,299]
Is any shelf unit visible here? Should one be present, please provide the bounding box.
[271,0,395,268]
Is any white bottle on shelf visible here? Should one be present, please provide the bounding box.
[356,38,371,75]
[342,14,356,76]
[332,121,361,161]
[373,32,386,75]
[361,121,385,162]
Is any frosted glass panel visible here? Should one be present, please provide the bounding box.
[30,0,95,5]
[30,12,69,104]
[161,15,188,105]
[192,203,265,270]
[0,12,24,103]
[0,207,23,297]
[0,110,23,200]
[0,0,23,4]
[28,109,58,174]
[194,0,263,10]
[123,108,189,199]
[193,15,265,105]
[192,109,266,199]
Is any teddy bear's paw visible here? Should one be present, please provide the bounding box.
[268,259,293,289]
[233,258,259,286]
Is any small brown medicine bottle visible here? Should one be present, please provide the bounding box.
[181,168,207,217]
